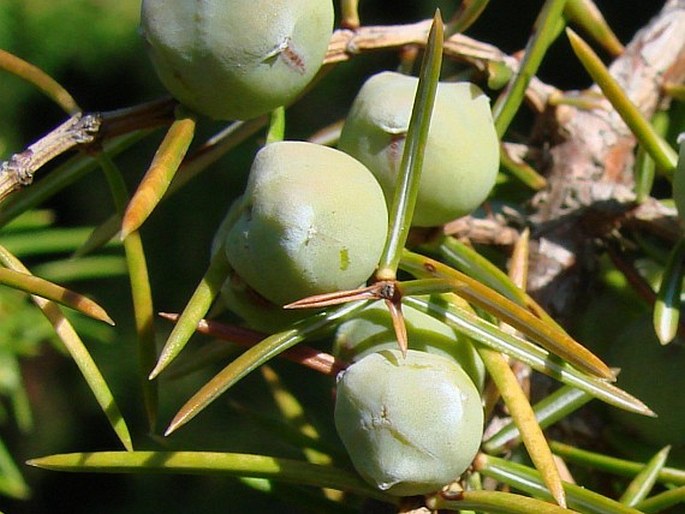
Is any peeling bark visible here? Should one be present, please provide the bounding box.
[528,0,685,317]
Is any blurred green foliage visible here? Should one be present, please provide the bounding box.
[0,0,149,154]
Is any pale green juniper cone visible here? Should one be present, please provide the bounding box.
[334,300,485,390]
[140,0,334,120]
[609,316,685,447]
[335,349,484,496]
[339,71,500,227]
[224,141,388,308]
[213,198,310,331]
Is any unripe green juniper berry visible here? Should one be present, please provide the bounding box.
[334,300,485,390]
[140,0,334,120]
[339,71,500,227]
[223,141,388,310]
[335,349,484,496]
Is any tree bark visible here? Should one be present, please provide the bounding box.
[527,0,685,317]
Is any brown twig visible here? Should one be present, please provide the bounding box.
[0,97,177,201]
[325,20,556,105]
[158,312,345,376]
[0,113,101,202]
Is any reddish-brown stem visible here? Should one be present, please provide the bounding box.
[158,313,346,376]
